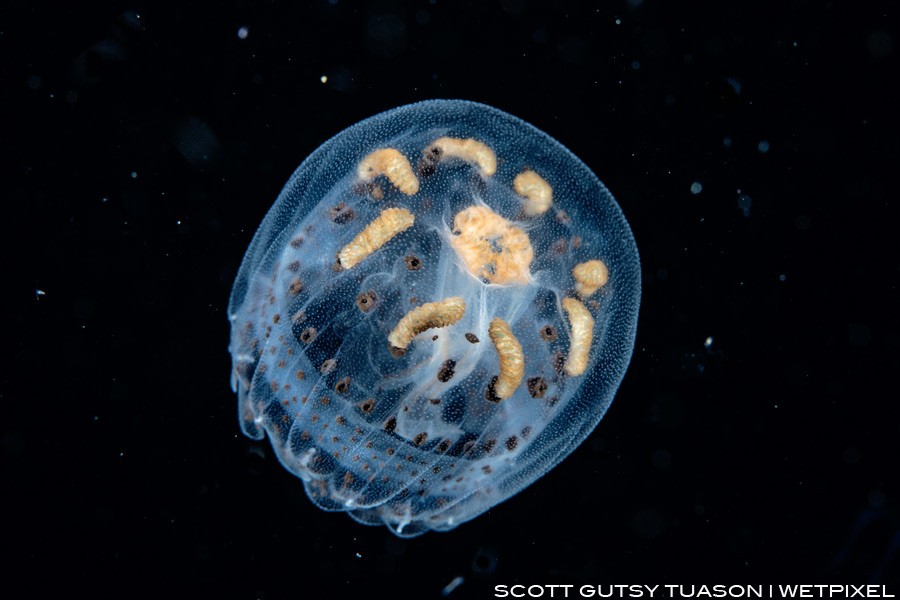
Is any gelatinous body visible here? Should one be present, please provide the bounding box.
[228,100,640,537]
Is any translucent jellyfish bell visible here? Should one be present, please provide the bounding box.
[227,100,641,537]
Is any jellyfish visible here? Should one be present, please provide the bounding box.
[227,100,640,537]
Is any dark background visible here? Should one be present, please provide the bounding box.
[4,1,898,597]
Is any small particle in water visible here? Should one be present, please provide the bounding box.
[35,289,46,299]
[354,552,362,558]
[738,194,752,217]
[471,547,498,574]
[130,171,137,179]
[723,136,732,148]
[779,274,786,282]
[631,60,640,70]
[320,75,328,84]
[758,140,770,153]
[690,182,703,195]
[442,576,465,596]
[704,336,713,348]
[237,26,249,39]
